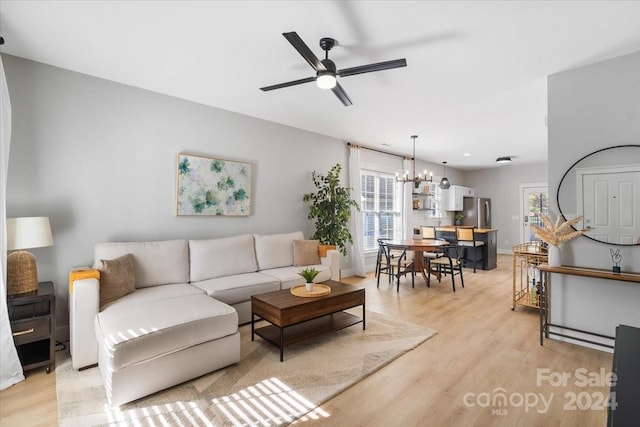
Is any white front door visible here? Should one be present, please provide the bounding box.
[579,168,640,244]
[520,184,549,244]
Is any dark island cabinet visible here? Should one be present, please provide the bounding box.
[435,229,497,271]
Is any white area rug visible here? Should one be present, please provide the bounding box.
[56,310,436,426]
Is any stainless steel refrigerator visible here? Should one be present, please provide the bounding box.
[462,197,491,228]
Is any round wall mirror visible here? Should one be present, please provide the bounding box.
[557,145,640,246]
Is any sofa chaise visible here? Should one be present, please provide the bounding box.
[68,231,339,406]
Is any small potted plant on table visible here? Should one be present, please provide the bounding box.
[298,267,320,292]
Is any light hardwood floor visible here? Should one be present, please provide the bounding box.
[0,254,613,426]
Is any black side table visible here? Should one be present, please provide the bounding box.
[608,324,640,427]
[7,281,56,373]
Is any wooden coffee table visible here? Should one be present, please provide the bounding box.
[251,280,365,361]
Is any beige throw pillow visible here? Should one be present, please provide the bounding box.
[97,253,135,309]
[293,240,321,266]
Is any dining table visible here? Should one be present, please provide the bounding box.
[383,239,449,284]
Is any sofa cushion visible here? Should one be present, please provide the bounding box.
[101,283,204,311]
[293,240,321,266]
[261,264,332,290]
[94,240,189,288]
[189,235,257,282]
[96,254,136,309]
[254,231,304,270]
[191,272,280,305]
[95,294,237,371]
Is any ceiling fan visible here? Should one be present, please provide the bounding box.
[260,32,407,106]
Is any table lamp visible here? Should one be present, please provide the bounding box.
[6,216,54,295]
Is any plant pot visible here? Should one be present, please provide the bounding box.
[319,244,336,258]
[305,282,314,292]
[548,245,561,267]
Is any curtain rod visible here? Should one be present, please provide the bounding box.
[346,142,411,160]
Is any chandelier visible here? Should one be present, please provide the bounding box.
[396,135,432,188]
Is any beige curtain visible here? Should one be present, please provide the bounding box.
[348,145,366,277]
[401,158,413,239]
[0,53,25,390]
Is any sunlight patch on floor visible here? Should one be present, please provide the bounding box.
[100,377,329,426]
[104,400,214,426]
[212,377,330,426]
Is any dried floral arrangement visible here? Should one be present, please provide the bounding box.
[530,213,586,246]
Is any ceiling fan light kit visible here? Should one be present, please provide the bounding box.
[316,71,336,89]
[260,32,407,106]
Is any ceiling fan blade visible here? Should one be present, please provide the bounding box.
[283,32,326,71]
[332,82,353,106]
[260,76,316,92]
[337,58,407,77]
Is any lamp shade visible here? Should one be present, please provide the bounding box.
[7,217,54,250]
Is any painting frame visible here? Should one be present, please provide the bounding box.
[176,153,252,216]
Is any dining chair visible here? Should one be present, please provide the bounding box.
[375,239,395,287]
[392,246,415,292]
[421,226,444,262]
[455,227,484,273]
[426,244,464,291]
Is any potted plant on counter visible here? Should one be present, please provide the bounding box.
[454,212,464,226]
[303,163,359,256]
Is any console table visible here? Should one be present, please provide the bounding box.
[537,265,640,349]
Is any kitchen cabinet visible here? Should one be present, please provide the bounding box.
[476,230,497,270]
[442,185,475,211]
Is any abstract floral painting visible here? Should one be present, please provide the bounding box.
[176,154,252,216]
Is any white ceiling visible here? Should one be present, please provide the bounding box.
[1,1,639,170]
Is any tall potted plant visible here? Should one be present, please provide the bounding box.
[303,163,359,256]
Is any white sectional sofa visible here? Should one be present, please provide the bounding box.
[69,231,339,406]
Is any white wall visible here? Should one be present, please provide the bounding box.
[4,55,349,333]
[547,50,640,348]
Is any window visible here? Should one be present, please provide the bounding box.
[361,170,402,251]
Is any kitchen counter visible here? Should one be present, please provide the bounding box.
[434,227,498,270]
[435,227,498,234]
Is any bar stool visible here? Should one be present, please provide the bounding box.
[456,227,484,273]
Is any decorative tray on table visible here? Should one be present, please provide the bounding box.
[290,284,331,297]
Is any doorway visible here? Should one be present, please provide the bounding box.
[577,166,640,244]
[520,183,548,244]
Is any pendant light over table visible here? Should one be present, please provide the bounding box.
[439,161,451,189]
